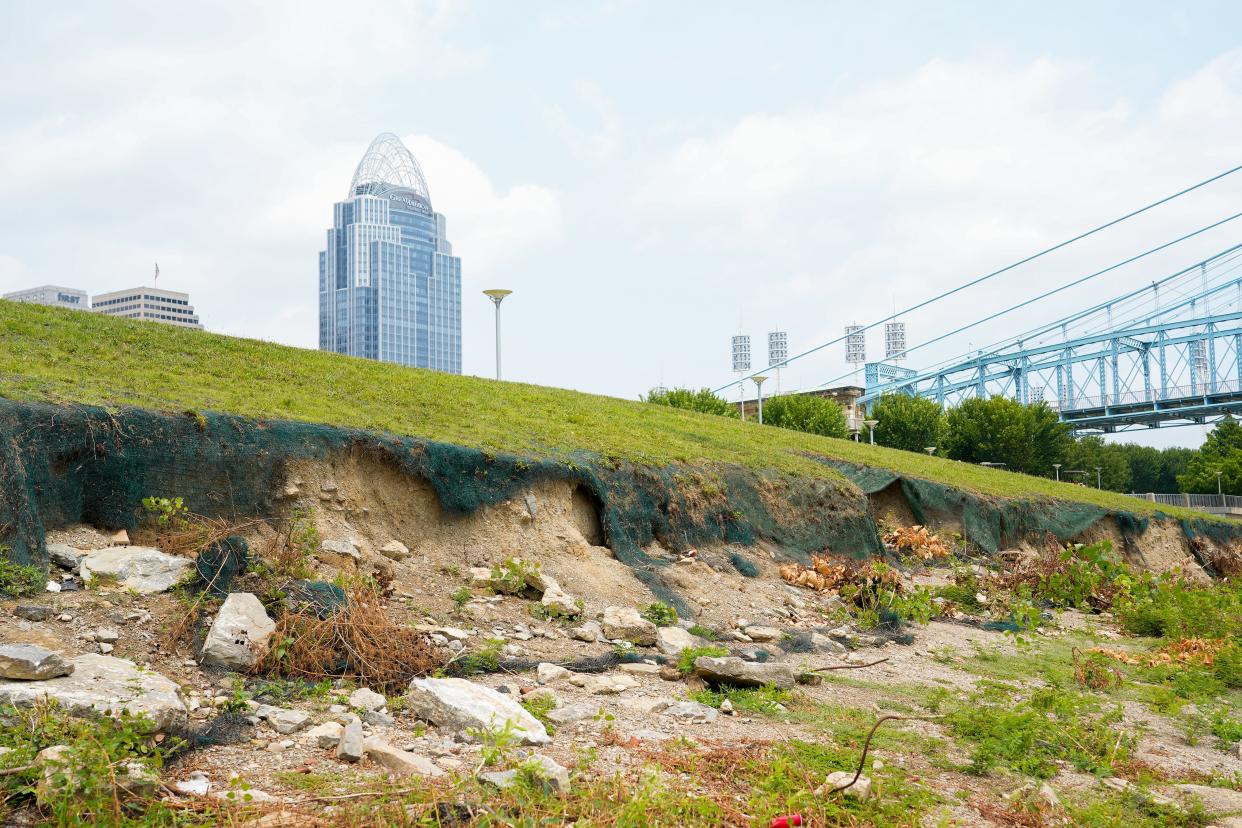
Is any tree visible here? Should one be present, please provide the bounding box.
[1178,417,1242,494]
[1113,444,1195,493]
[869,393,944,453]
[941,397,1071,475]
[1061,436,1131,492]
[761,394,849,438]
[643,387,738,418]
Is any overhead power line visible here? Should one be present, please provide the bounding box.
[713,161,1242,394]
[813,213,1242,391]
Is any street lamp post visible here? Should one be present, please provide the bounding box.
[864,419,879,445]
[1218,470,1224,503]
[1053,463,1062,482]
[482,289,512,380]
[753,375,769,424]
[1094,466,1103,489]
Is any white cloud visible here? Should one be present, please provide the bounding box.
[541,80,623,160]
[633,52,1242,405]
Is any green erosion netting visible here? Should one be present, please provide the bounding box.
[824,460,1225,555]
[0,400,878,616]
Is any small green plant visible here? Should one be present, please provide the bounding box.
[689,684,792,716]
[141,495,191,530]
[520,694,558,735]
[677,645,729,675]
[490,558,540,595]
[0,553,45,597]
[220,677,253,713]
[451,586,472,608]
[276,505,319,579]
[455,638,505,675]
[688,624,717,640]
[641,601,678,627]
[470,719,519,767]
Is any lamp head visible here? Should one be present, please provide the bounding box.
[483,289,513,304]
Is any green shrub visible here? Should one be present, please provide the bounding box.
[490,558,540,596]
[761,394,849,438]
[641,601,678,627]
[946,685,1134,778]
[643,387,738,418]
[0,552,45,597]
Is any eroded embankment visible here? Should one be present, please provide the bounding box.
[0,400,1235,607]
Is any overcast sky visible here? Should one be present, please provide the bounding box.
[4,2,1242,448]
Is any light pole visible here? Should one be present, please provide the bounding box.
[753,375,769,424]
[1217,470,1224,500]
[1053,463,1062,482]
[864,419,878,445]
[482,289,512,380]
[1094,466,1102,489]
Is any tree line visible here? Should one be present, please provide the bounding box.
[645,387,1230,494]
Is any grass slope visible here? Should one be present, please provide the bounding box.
[0,302,1204,519]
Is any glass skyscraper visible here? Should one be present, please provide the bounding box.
[319,133,462,372]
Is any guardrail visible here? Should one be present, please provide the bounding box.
[1128,492,1242,510]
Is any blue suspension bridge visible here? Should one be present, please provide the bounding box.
[715,164,1242,434]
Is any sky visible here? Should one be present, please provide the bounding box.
[3,1,1242,449]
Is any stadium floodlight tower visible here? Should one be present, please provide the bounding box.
[885,321,906,362]
[845,324,866,383]
[768,331,788,395]
[483,289,512,380]
[732,334,751,420]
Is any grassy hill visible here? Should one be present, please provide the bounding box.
[0,301,1201,519]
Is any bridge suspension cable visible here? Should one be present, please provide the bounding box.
[813,221,1242,392]
[714,161,1242,394]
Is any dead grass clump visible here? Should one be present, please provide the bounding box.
[1073,647,1123,690]
[1206,541,1242,578]
[882,525,949,560]
[1091,637,1226,668]
[779,553,904,596]
[259,587,442,693]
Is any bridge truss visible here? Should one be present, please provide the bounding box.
[860,247,1242,433]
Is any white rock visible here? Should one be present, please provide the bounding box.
[173,770,211,796]
[406,677,550,745]
[570,621,603,642]
[0,654,186,731]
[363,737,445,777]
[269,709,312,735]
[308,721,344,749]
[200,593,276,670]
[547,702,597,725]
[0,644,74,680]
[47,543,88,570]
[349,687,387,712]
[337,716,363,762]
[79,546,192,594]
[541,584,581,617]
[693,656,797,689]
[818,771,872,800]
[537,663,572,684]
[94,629,120,643]
[379,540,411,561]
[656,626,700,656]
[661,701,718,721]
[602,607,657,646]
[743,625,783,642]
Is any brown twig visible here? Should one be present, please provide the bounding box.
[807,656,889,672]
[825,712,944,795]
[0,764,32,777]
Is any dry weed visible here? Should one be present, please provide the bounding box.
[1091,637,1226,668]
[258,587,442,692]
[882,525,950,560]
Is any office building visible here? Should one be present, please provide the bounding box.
[319,133,462,372]
[3,285,89,310]
[93,287,202,329]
